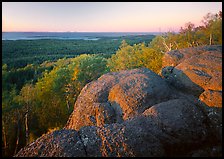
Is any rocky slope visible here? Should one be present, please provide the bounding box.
[162,45,222,107]
[15,45,222,157]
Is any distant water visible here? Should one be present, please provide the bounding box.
[2,32,162,41]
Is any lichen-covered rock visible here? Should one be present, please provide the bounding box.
[161,45,222,155]
[175,51,222,92]
[14,130,86,157]
[199,90,222,107]
[162,45,222,68]
[65,68,176,130]
[15,98,210,157]
[161,67,205,97]
[162,45,222,107]
[143,99,208,148]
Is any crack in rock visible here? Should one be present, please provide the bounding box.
[77,130,88,157]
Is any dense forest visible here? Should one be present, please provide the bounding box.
[2,11,222,157]
[2,34,155,69]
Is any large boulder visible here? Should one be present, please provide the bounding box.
[65,68,177,130]
[162,45,222,107]
[15,98,209,157]
[161,45,222,153]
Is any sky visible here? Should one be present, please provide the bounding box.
[2,2,222,32]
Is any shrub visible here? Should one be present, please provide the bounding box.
[107,40,163,73]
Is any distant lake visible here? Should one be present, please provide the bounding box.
[2,32,162,41]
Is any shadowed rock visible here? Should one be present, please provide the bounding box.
[15,99,209,157]
[162,45,222,107]
[161,45,222,156]
[14,130,86,157]
[162,67,205,97]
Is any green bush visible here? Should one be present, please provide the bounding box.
[107,40,163,73]
[72,54,109,84]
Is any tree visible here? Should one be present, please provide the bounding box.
[200,11,222,45]
[17,84,36,145]
[149,11,222,52]
[107,41,163,73]
[2,86,25,156]
[72,54,109,84]
[34,65,70,131]
[179,22,197,47]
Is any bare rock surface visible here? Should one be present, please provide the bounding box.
[162,45,222,68]
[14,129,86,157]
[162,45,222,107]
[15,98,210,157]
[65,68,176,130]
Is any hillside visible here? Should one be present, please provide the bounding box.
[15,45,222,157]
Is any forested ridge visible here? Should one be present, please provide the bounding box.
[2,11,222,157]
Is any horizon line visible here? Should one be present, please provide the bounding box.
[2,31,176,33]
